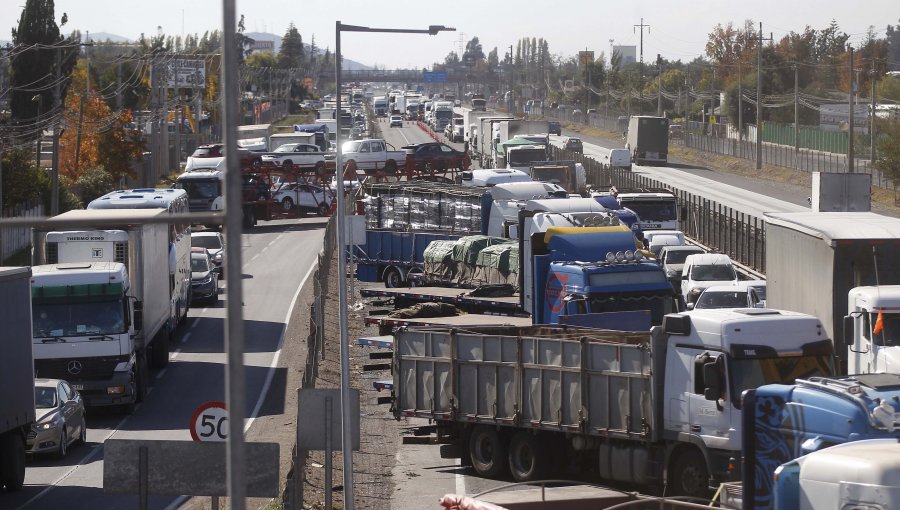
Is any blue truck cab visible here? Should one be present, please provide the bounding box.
[532,226,678,325]
[742,373,900,510]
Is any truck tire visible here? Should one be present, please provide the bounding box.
[669,449,709,498]
[150,329,170,369]
[383,268,402,288]
[508,431,547,482]
[135,353,148,403]
[0,432,26,491]
[469,425,508,478]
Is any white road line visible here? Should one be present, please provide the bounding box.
[164,249,319,510]
[170,348,181,360]
[180,331,191,344]
[189,318,199,330]
[250,253,260,262]
[455,459,466,496]
[155,368,167,380]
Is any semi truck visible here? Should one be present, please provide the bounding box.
[476,116,514,166]
[495,119,550,147]
[0,267,35,491]
[432,100,454,131]
[31,207,191,413]
[625,115,669,165]
[608,187,679,231]
[387,309,834,496]
[764,212,900,372]
[741,373,900,510]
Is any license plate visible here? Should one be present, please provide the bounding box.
[72,384,84,391]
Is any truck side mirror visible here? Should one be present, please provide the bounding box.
[133,300,143,331]
[844,313,868,354]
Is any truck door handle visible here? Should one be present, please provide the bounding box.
[691,425,701,432]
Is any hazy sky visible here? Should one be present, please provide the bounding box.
[2,1,897,68]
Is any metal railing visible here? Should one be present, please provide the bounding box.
[1,200,44,263]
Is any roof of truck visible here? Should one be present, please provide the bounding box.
[765,212,900,242]
[797,439,900,486]
[673,308,828,351]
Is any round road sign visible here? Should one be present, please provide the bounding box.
[189,401,228,442]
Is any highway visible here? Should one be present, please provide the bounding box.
[9,218,327,510]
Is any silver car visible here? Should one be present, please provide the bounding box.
[28,379,87,458]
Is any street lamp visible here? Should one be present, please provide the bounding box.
[334,21,454,510]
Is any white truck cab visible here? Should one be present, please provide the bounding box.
[845,285,900,374]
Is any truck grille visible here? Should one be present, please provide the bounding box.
[34,356,127,381]
[188,199,212,212]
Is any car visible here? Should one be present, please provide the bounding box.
[185,143,262,171]
[741,279,768,307]
[260,143,328,172]
[602,148,632,170]
[191,231,226,279]
[190,247,219,305]
[690,285,762,310]
[401,142,467,170]
[389,115,403,127]
[28,379,86,458]
[659,245,706,282]
[563,137,583,153]
[547,121,562,136]
[680,253,739,306]
[271,182,334,215]
[668,123,684,140]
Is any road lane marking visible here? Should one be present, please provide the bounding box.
[455,458,466,496]
[156,368,167,380]
[181,331,191,344]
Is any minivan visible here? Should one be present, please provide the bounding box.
[680,253,739,305]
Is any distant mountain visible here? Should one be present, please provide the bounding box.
[86,32,129,43]
[245,32,371,70]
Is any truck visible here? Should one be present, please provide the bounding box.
[527,160,587,196]
[493,139,547,172]
[625,115,669,165]
[764,212,900,373]
[0,267,35,492]
[476,116,514,166]
[236,123,273,152]
[609,187,679,231]
[30,208,191,413]
[741,373,900,510]
[471,94,486,111]
[341,138,406,174]
[496,119,550,147]
[387,309,835,496]
[432,100,455,131]
[373,96,388,116]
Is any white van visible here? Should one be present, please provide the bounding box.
[648,234,683,257]
[603,148,632,170]
[680,253,739,305]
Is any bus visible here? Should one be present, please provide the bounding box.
[87,188,192,328]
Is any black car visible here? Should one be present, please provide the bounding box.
[548,121,561,136]
[401,142,467,170]
[563,137,583,153]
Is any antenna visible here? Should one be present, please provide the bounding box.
[873,245,880,286]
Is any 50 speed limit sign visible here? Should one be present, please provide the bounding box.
[190,401,228,442]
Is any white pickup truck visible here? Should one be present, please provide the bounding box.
[260,143,329,172]
[341,138,405,173]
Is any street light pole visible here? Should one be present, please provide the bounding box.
[335,22,454,510]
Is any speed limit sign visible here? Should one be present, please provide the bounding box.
[190,401,228,442]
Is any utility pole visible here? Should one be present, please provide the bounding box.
[51,51,61,215]
[870,66,877,163]
[656,54,662,116]
[634,18,650,115]
[755,22,772,170]
[848,46,855,173]
[74,33,91,178]
[793,64,799,157]
[738,62,743,148]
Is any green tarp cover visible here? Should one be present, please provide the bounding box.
[423,240,458,280]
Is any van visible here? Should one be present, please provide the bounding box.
[460,169,532,187]
[680,253,739,305]
[603,148,632,170]
[648,234,683,257]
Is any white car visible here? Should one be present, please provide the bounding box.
[191,231,226,279]
[260,143,327,171]
[271,183,334,215]
[690,285,762,310]
[389,115,403,127]
[680,253,739,306]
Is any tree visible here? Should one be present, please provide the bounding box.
[10,0,77,126]
[444,51,460,66]
[96,109,144,184]
[235,14,255,65]
[873,118,900,188]
[887,20,900,72]
[278,23,305,69]
[462,37,484,65]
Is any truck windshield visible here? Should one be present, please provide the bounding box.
[176,179,221,200]
[868,311,900,347]
[620,201,677,222]
[508,149,548,166]
[33,299,126,337]
[729,355,833,408]
[588,292,678,326]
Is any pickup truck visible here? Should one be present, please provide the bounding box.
[260,143,329,172]
[341,138,405,174]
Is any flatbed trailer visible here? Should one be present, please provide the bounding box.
[364,313,531,335]
[360,284,521,314]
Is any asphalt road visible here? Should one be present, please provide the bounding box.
[7,217,327,510]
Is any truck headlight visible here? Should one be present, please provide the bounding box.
[108,385,126,395]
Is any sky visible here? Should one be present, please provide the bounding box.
[2,0,897,69]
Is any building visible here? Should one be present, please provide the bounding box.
[613,45,637,66]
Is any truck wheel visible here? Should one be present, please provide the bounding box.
[508,431,547,482]
[383,268,402,288]
[150,329,170,369]
[135,353,148,403]
[469,425,508,478]
[0,433,26,491]
[669,449,709,498]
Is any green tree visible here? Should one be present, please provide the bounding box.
[10,0,77,125]
[444,51,460,66]
[463,37,484,65]
[874,118,900,188]
[74,166,116,204]
[278,23,304,69]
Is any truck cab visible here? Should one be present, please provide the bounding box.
[845,285,900,374]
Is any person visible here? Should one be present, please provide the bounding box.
[95,302,124,333]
